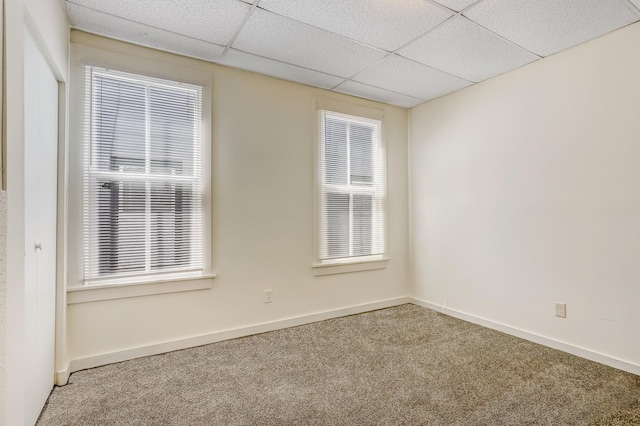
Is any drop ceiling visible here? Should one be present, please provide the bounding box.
[64,0,640,108]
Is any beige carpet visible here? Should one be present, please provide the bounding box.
[38,304,639,425]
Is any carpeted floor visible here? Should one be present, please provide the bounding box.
[38,304,639,425]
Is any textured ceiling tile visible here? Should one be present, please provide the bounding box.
[220,49,344,89]
[334,81,425,108]
[431,0,478,12]
[66,0,250,45]
[464,0,640,57]
[353,55,472,101]
[257,0,452,51]
[398,16,538,82]
[66,3,225,62]
[629,0,640,11]
[232,9,387,78]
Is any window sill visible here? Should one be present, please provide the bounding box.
[67,273,216,304]
[312,258,389,276]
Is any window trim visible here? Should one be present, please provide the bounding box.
[67,43,213,294]
[67,273,216,304]
[83,66,205,284]
[312,98,388,276]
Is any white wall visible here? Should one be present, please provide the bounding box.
[0,191,7,424]
[65,32,410,367]
[22,0,68,77]
[3,0,68,424]
[410,22,640,371]
[0,1,5,419]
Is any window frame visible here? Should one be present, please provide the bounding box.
[312,98,389,276]
[83,66,205,284]
[66,43,214,302]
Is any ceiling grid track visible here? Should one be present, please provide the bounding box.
[63,0,640,108]
[219,0,261,61]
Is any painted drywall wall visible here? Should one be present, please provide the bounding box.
[410,22,640,369]
[0,1,5,420]
[23,0,69,78]
[0,191,7,425]
[3,0,68,423]
[66,32,410,364]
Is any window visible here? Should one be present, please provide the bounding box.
[82,66,205,285]
[317,109,386,267]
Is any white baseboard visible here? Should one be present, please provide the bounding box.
[64,296,412,375]
[410,298,443,313]
[61,296,639,380]
[55,364,70,386]
[410,297,640,376]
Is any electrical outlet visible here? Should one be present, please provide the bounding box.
[555,303,566,318]
[264,289,273,304]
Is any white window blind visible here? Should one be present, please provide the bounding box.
[82,66,204,284]
[319,110,385,263]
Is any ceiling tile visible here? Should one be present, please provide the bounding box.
[629,0,640,11]
[232,9,387,78]
[66,0,250,45]
[431,0,478,12]
[353,55,472,101]
[220,49,345,89]
[66,3,226,61]
[464,0,640,57]
[257,0,453,51]
[334,81,425,108]
[398,16,538,83]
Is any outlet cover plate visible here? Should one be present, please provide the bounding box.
[555,303,566,318]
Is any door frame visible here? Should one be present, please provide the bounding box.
[3,6,68,424]
[23,7,70,387]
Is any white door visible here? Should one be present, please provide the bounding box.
[23,28,58,426]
